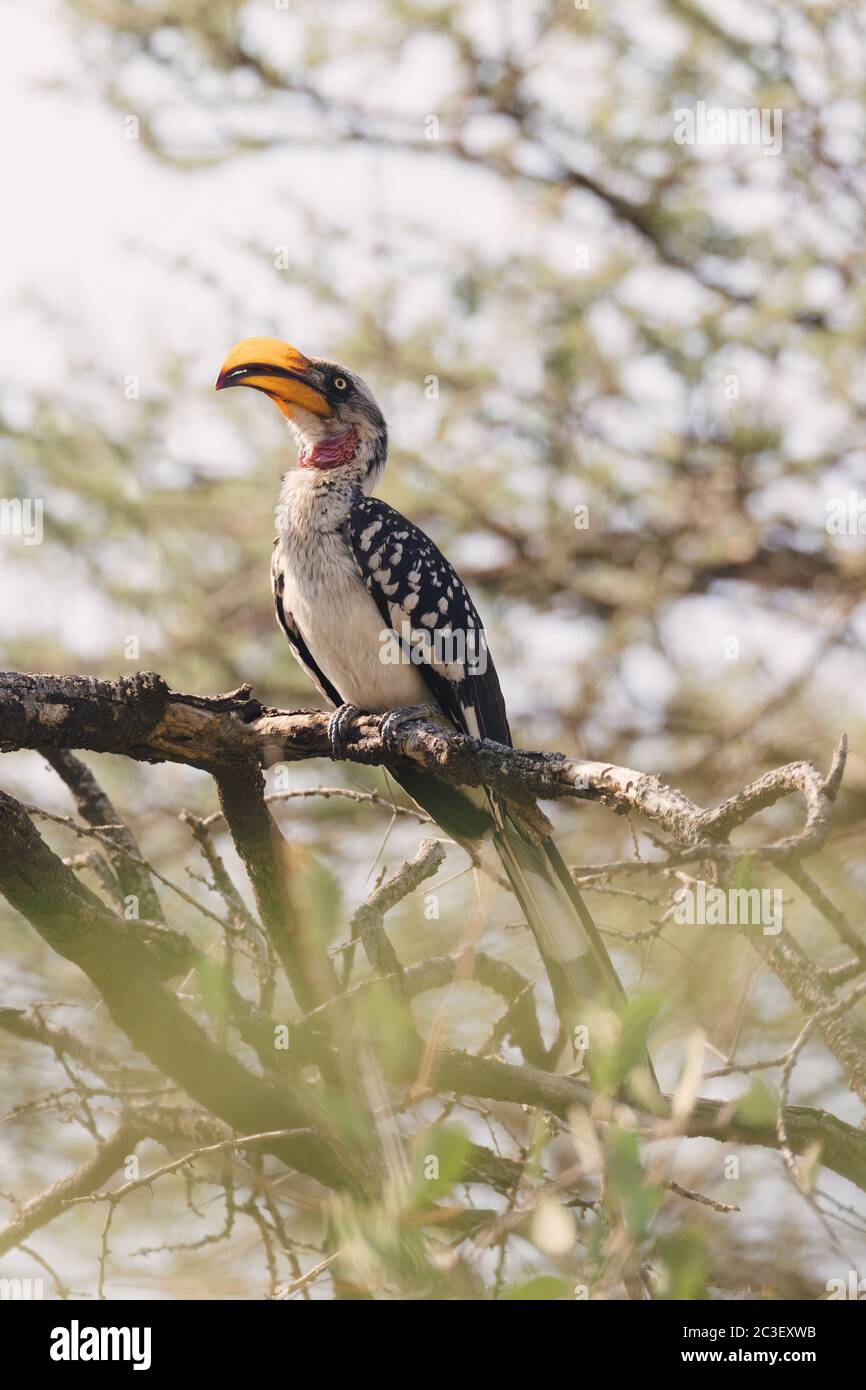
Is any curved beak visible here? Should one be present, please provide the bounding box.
[214,337,332,418]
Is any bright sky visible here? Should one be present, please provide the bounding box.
[0,1,525,399]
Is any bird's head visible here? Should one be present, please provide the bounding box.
[215,337,387,485]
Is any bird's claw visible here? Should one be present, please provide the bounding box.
[379,703,440,758]
[327,703,364,760]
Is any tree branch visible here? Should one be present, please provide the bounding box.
[0,789,358,1193]
[0,1123,142,1258]
[0,672,844,863]
[2,670,861,1203]
[42,748,165,925]
[424,1051,866,1195]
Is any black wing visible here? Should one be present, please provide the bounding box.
[271,541,344,707]
[343,496,511,747]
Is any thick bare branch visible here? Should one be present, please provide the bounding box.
[424,1052,866,1195]
[213,764,332,1010]
[349,838,446,983]
[0,672,843,863]
[747,931,866,1106]
[0,1124,142,1257]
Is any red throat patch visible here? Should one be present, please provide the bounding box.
[298,427,358,470]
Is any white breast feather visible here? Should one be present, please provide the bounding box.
[275,472,432,712]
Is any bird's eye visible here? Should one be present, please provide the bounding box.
[333,376,348,391]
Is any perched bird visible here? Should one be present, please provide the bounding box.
[215,337,648,1074]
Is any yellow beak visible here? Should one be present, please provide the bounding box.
[214,337,332,418]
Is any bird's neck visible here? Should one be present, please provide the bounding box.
[298,428,358,471]
[277,426,387,536]
[276,466,363,541]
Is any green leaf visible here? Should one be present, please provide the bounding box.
[502,1276,574,1301]
[351,979,419,1069]
[293,851,342,943]
[735,1077,779,1128]
[655,1228,709,1301]
[605,1126,663,1241]
[590,991,664,1092]
[193,958,231,1026]
[732,857,757,892]
[408,1125,471,1207]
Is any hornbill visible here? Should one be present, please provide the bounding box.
[215,337,651,1078]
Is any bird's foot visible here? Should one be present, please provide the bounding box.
[327,703,365,760]
[379,703,441,758]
